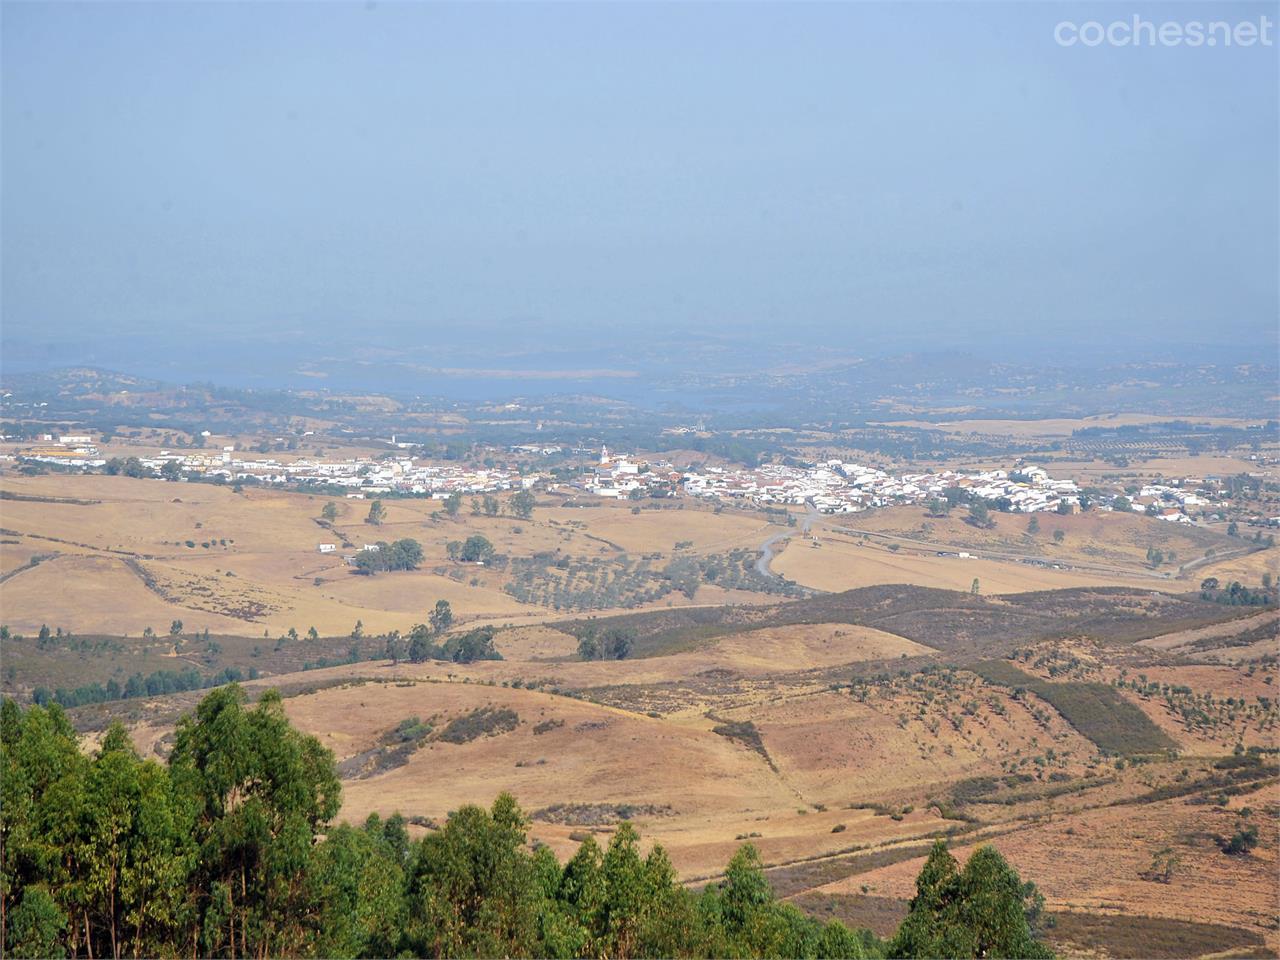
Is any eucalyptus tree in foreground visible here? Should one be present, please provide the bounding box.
[1,689,1053,959]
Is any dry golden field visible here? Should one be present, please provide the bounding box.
[7,468,1278,959]
[770,535,1162,595]
[829,505,1236,570]
[813,783,1280,953]
[97,600,1275,954]
[1194,547,1280,586]
[0,473,787,637]
[765,500,1246,595]
[5,472,1263,640]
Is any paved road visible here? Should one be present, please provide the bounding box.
[755,530,792,579]
[1177,543,1264,578]
[755,505,821,579]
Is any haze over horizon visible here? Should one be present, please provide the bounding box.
[3,1,1277,390]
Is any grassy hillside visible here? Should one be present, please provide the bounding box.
[554,584,1261,660]
[972,660,1177,755]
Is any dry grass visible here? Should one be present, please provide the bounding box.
[722,684,1099,807]
[9,470,1277,958]
[1,554,256,635]
[831,506,1231,571]
[1137,610,1278,655]
[538,504,773,555]
[0,474,789,636]
[772,536,1161,595]
[273,677,939,876]
[812,783,1280,952]
[1194,547,1279,587]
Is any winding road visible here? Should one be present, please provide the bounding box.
[754,530,792,578]
[755,504,821,579]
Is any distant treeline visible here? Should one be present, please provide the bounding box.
[384,624,503,665]
[1198,579,1276,607]
[1,688,1052,959]
[31,665,256,710]
[1071,420,1278,438]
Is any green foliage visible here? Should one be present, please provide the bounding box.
[577,632,601,661]
[442,626,502,664]
[7,887,67,958]
[576,626,636,661]
[889,840,1052,959]
[406,624,503,664]
[5,700,559,957]
[1199,579,1275,606]
[35,664,252,709]
[458,535,496,563]
[437,707,520,744]
[169,685,343,956]
[429,599,454,634]
[2,692,1050,959]
[1220,823,1259,855]
[103,456,152,479]
[387,716,433,744]
[967,501,994,528]
[353,538,424,574]
[511,489,536,519]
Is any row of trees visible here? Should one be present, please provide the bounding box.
[365,601,501,664]
[1,687,1052,959]
[387,624,503,666]
[1198,578,1276,606]
[102,457,155,479]
[353,539,425,575]
[30,665,254,710]
[100,457,189,482]
[434,489,536,521]
[927,493,1076,528]
[356,490,536,526]
[463,491,537,520]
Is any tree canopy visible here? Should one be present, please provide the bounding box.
[353,539,424,575]
[889,839,1052,959]
[1,692,1052,959]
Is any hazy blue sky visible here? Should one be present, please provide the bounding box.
[2,1,1276,379]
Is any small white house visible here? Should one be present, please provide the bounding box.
[317,543,336,554]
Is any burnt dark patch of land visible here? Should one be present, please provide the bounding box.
[788,892,909,939]
[554,584,1262,661]
[1043,911,1267,959]
[971,660,1177,755]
